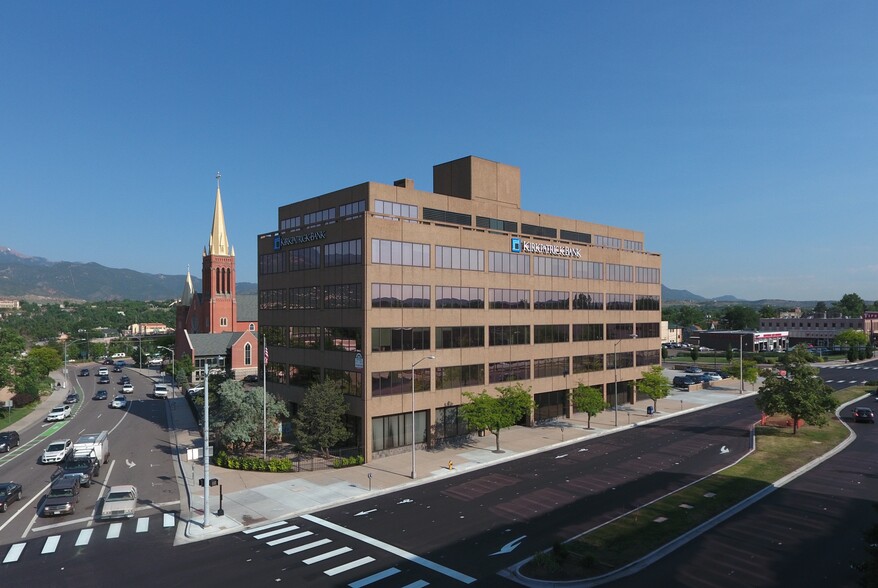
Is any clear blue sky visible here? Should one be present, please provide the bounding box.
[2,2,876,302]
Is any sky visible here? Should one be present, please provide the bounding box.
[1,2,876,302]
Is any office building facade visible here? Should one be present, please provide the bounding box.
[258,156,662,460]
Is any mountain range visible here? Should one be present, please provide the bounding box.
[0,246,762,304]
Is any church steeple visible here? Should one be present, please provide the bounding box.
[179,266,195,306]
[208,171,231,256]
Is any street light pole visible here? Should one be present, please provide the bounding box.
[411,354,435,479]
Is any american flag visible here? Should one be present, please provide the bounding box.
[264,345,269,365]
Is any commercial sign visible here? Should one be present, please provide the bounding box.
[511,237,581,258]
[274,230,327,250]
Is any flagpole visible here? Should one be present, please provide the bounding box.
[263,335,267,461]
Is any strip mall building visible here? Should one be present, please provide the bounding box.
[258,156,662,461]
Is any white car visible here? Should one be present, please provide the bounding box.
[186,387,204,397]
[110,395,128,409]
[42,439,73,463]
[97,368,109,376]
[121,383,134,394]
[703,372,723,381]
[98,485,138,520]
[152,384,168,399]
[46,405,72,422]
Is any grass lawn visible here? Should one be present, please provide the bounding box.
[520,388,865,582]
[0,403,39,428]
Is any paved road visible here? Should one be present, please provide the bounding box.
[819,358,878,390]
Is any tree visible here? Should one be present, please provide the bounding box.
[26,346,62,376]
[836,293,865,318]
[571,384,606,429]
[725,345,734,364]
[690,346,700,363]
[292,380,350,457]
[175,355,194,389]
[638,365,671,411]
[834,329,868,349]
[755,346,838,434]
[721,305,761,330]
[759,305,777,318]
[728,359,759,390]
[212,379,288,453]
[813,301,827,315]
[459,383,534,453]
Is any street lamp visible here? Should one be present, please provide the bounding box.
[157,346,174,393]
[410,355,435,479]
[202,355,222,527]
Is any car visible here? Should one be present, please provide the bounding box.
[187,386,204,397]
[41,439,73,463]
[684,366,703,374]
[98,375,111,385]
[702,372,723,381]
[64,393,79,404]
[121,383,134,394]
[0,482,23,513]
[673,375,700,388]
[45,405,72,422]
[78,368,90,377]
[110,395,128,409]
[152,384,168,399]
[0,431,21,453]
[243,374,259,383]
[41,476,80,516]
[111,352,126,359]
[52,454,100,487]
[112,365,123,373]
[98,484,138,520]
[93,390,108,401]
[103,358,114,365]
[97,368,109,376]
[120,375,131,385]
[852,407,875,423]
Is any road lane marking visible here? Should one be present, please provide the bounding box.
[283,538,331,555]
[41,535,61,554]
[3,543,26,563]
[349,567,401,587]
[266,531,313,546]
[75,528,93,546]
[303,514,477,584]
[303,546,352,564]
[325,555,375,576]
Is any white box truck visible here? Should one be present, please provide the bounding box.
[73,431,109,464]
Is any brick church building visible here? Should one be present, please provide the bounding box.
[175,174,258,382]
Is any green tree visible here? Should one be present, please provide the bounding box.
[834,329,868,350]
[175,355,194,389]
[690,346,700,363]
[725,345,734,364]
[663,305,706,327]
[728,358,759,390]
[755,346,838,434]
[459,383,534,453]
[721,305,761,330]
[638,365,671,411]
[292,380,350,457]
[571,384,606,429]
[26,346,63,376]
[836,293,865,317]
[212,379,289,453]
[759,305,777,318]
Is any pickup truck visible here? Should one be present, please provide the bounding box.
[152,384,169,399]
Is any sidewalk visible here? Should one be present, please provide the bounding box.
[165,378,755,545]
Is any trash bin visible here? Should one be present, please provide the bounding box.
[646,406,654,416]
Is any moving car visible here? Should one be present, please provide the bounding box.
[64,393,79,404]
[152,384,168,398]
[93,390,108,401]
[112,365,123,373]
[121,383,134,394]
[41,439,73,464]
[97,368,109,377]
[45,405,72,422]
[41,477,80,516]
[119,375,130,385]
[0,431,21,453]
[52,454,101,487]
[110,395,128,409]
[98,485,138,520]
[78,368,90,377]
[852,407,875,423]
[0,482,23,513]
[98,375,111,385]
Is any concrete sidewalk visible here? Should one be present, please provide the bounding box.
[165,379,755,545]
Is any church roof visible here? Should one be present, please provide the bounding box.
[188,332,248,357]
[236,294,258,322]
[208,172,232,257]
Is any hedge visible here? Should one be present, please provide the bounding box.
[213,450,294,473]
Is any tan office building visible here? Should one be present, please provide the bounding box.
[258,156,662,461]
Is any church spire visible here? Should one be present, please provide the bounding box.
[208,171,231,256]
[179,266,195,306]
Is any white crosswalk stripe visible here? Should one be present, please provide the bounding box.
[2,543,26,564]
[348,567,402,587]
[136,517,150,533]
[41,535,61,554]
[325,556,375,576]
[75,529,93,546]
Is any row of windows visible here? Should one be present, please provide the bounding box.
[263,326,363,352]
[325,239,362,267]
[281,200,364,232]
[435,245,484,271]
[374,199,418,220]
[304,207,336,227]
[260,284,361,310]
[371,238,430,267]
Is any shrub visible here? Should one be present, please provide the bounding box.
[332,455,365,469]
[213,453,294,473]
[552,541,569,561]
[531,551,560,574]
[580,552,597,569]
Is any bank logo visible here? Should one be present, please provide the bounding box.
[511,238,522,253]
[273,236,281,251]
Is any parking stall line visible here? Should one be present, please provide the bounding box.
[106,523,123,539]
[283,538,332,556]
[266,531,313,547]
[3,543,26,564]
[325,556,375,576]
[75,529,93,546]
[348,567,402,587]
[302,546,352,565]
[136,518,150,533]
[41,535,61,554]
[254,524,299,540]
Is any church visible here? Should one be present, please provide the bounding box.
[175,174,259,382]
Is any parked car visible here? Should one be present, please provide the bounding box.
[121,383,134,394]
[41,476,80,516]
[187,387,204,397]
[64,393,79,404]
[52,454,100,487]
[0,431,21,453]
[852,407,875,423]
[46,405,72,422]
[0,482,23,513]
[93,390,108,401]
[243,375,259,383]
[702,372,723,381]
[41,439,73,463]
[673,375,700,388]
[98,485,138,520]
[684,366,703,374]
[110,395,128,409]
[78,368,90,377]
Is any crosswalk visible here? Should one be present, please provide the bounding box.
[1,513,176,564]
[822,365,878,385]
[242,516,476,586]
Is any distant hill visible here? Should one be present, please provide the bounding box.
[0,247,256,302]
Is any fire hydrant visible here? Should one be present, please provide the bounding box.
[448,460,453,470]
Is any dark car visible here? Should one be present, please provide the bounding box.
[852,407,875,423]
[673,375,700,388]
[243,374,259,383]
[41,476,80,516]
[112,365,123,373]
[64,393,79,404]
[0,431,21,453]
[93,390,108,401]
[684,366,703,374]
[79,368,90,377]
[98,375,111,385]
[0,482,23,513]
[120,375,131,385]
[52,455,100,487]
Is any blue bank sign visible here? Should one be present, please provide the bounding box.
[274,230,327,250]
[511,237,581,258]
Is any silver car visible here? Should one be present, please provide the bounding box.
[98,485,138,520]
